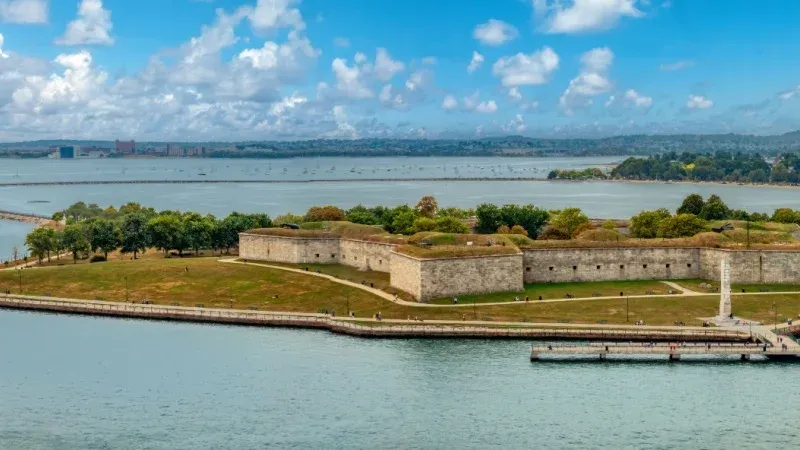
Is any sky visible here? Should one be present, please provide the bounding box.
[1,0,800,142]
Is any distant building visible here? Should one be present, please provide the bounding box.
[115,140,136,154]
[167,143,183,157]
[57,145,80,159]
[185,146,204,157]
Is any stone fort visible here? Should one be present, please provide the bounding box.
[239,231,800,302]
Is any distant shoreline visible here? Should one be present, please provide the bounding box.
[0,177,797,190]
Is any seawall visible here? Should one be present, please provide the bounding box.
[0,294,749,341]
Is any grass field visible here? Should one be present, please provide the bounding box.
[2,257,800,326]
[673,279,800,294]
[428,280,682,304]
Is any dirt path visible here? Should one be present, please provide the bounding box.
[660,281,701,295]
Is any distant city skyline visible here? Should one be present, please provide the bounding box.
[1,0,800,141]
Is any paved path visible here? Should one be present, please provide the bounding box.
[1,253,71,271]
[660,281,700,295]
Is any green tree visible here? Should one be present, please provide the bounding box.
[435,216,470,234]
[657,214,706,238]
[184,213,214,255]
[147,215,184,256]
[771,208,797,224]
[121,213,149,260]
[415,196,439,219]
[550,208,589,237]
[25,227,55,265]
[630,209,671,239]
[391,210,417,235]
[499,204,549,238]
[677,194,705,215]
[475,203,503,234]
[87,218,120,259]
[346,205,379,225]
[380,205,414,234]
[698,194,730,220]
[438,207,470,219]
[412,217,437,233]
[305,205,346,222]
[61,224,90,264]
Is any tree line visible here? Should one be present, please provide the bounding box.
[22,202,271,265]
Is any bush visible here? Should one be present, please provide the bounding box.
[496,225,511,234]
[657,214,706,238]
[510,225,528,236]
[305,206,346,222]
[538,226,570,240]
[630,209,671,238]
[412,217,437,233]
[89,255,107,263]
[771,208,798,224]
[575,229,626,242]
[434,216,470,234]
[601,220,616,230]
[570,222,593,238]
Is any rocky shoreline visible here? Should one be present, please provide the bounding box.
[0,210,52,226]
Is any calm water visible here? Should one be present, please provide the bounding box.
[5,156,800,263]
[0,310,798,449]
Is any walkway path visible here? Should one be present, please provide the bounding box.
[220,258,800,309]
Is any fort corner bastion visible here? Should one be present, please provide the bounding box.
[239,223,800,302]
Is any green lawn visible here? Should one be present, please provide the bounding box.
[674,279,800,294]
[2,258,800,326]
[428,280,682,305]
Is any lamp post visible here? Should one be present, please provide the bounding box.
[17,269,22,293]
[125,276,129,302]
[346,293,350,316]
[772,303,778,331]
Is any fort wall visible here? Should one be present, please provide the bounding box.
[339,239,395,273]
[418,253,524,302]
[239,233,339,264]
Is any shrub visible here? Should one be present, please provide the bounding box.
[305,206,346,222]
[693,232,729,247]
[510,225,528,236]
[538,226,570,240]
[602,220,617,230]
[657,214,706,238]
[771,208,797,224]
[570,222,593,239]
[434,216,470,234]
[412,217,437,233]
[496,225,511,234]
[630,209,671,239]
[89,255,107,263]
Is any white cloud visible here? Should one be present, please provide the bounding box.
[475,100,498,113]
[55,0,113,46]
[405,70,424,91]
[503,114,526,133]
[660,60,694,71]
[373,47,405,81]
[379,84,405,109]
[492,46,559,87]
[686,94,713,109]
[623,89,652,107]
[269,92,306,116]
[520,100,539,111]
[467,50,484,73]
[248,0,305,31]
[0,0,47,24]
[333,37,350,47]
[354,52,367,64]
[604,95,615,107]
[778,85,800,100]
[238,31,319,74]
[0,33,8,58]
[331,57,373,98]
[559,47,614,113]
[442,94,458,110]
[473,19,518,46]
[535,0,644,34]
[421,56,437,65]
[508,87,522,101]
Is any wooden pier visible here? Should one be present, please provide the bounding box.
[530,341,800,361]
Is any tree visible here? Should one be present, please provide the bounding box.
[61,224,90,264]
[538,226,570,240]
[499,204,549,238]
[346,205,379,225]
[496,225,511,234]
[435,216,469,233]
[630,209,671,239]
[391,210,417,235]
[510,225,528,236]
[657,214,706,238]
[771,208,797,224]
[475,203,503,234]
[550,208,589,237]
[184,213,214,255]
[87,219,120,259]
[412,217,437,233]
[676,194,705,215]
[305,205,346,222]
[602,220,616,230]
[121,213,149,260]
[380,205,414,234]
[25,228,55,265]
[147,214,184,256]
[698,194,730,220]
[415,196,439,219]
[438,207,470,219]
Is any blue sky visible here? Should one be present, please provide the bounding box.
[1,0,800,141]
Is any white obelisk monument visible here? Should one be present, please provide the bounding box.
[719,256,731,318]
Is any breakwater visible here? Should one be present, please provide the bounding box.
[0,209,51,225]
[0,177,553,187]
[0,294,749,341]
